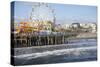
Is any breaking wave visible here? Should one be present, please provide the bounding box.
[14,46,97,59]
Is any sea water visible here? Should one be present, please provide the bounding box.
[14,38,97,65]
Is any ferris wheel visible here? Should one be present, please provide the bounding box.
[30,3,56,24]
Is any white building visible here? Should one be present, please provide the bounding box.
[61,24,71,29]
[80,23,97,33]
[71,23,80,28]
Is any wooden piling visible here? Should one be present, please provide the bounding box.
[13,32,70,47]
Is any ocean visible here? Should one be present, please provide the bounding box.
[13,38,97,65]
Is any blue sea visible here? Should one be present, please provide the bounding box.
[14,38,97,65]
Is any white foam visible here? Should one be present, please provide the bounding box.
[14,46,97,59]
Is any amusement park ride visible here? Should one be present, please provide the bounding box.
[14,3,56,34]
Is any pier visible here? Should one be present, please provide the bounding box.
[12,32,77,48]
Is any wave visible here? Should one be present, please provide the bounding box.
[14,46,97,59]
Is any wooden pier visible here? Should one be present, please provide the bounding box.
[12,32,77,48]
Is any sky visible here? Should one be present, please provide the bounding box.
[12,1,97,24]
